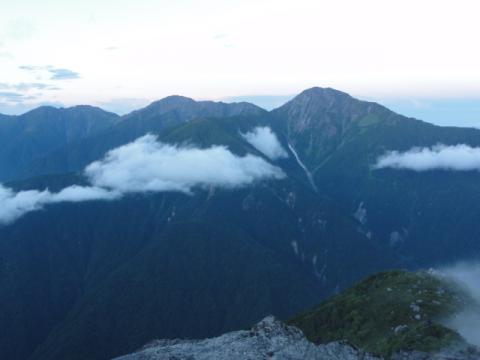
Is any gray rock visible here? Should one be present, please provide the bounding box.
[114,316,378,360]
[114,317,480,360]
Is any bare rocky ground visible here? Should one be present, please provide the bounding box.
[114,316,480,360]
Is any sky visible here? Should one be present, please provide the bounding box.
[1,0,480,126]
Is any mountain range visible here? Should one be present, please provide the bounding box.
[1,87,480,359]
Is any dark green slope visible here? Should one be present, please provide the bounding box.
[0,181,392,360]
[29,221,319,360]
[0,106,120,182]
[290,270,468,357]
[313,120,480,265]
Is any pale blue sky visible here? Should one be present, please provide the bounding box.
[1,0,480,127]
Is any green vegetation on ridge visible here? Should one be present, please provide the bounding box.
[290,270,468,357]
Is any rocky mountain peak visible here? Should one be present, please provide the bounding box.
[292,87,353,107]
[273,87,389,136]
[148,95,198,111]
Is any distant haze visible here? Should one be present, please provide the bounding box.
[439,262,480,347]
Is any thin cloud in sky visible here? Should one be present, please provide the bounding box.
[0,134,285,224]
[374,144,480,171]
[0,82,58,91]
[0,66,78,113]
[19,65,80,81]
[49,68,80,80]
[0,91,36,103]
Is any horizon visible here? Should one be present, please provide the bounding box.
[2,86,480,129]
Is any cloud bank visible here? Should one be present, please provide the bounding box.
[0,185,119,225]
[86,134,285,193]
[0,134,285,224]
[437,262,480,346]
[241,126,288,160]
[374,144,480,171]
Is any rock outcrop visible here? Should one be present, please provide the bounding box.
[114,316,379,360]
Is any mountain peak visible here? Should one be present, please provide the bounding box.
[273,87,390,135]
[150,95,197,108]
[65,104,119,115]
[23,105,59,116]
[297,86,352,100]
[279,87,356,113]
[129,95,265,121]
[18,105,119,119]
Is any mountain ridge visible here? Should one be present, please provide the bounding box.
[2,87,480,359]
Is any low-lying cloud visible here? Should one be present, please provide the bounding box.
[86,134,285,193]
[0,185,120,225]
[374,144,480,171]
[437,262,480,346]
[0,134,285,224]
[241,126,288,160]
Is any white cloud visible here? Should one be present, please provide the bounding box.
[0,185,120,225]
[86,134,285,193]
[0,186,51,225]
[437,262,480,347]
[374,144,480,171]
[0,134,285,224]
[241,127,288,160]
[50,185,121,202]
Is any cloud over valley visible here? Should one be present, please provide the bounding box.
[0,134,285,224]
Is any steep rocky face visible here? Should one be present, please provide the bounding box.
[114,316,379,360]
[272,87,480,270]
[271,87,395,168]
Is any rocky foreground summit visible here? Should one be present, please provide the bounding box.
[115,315,480,360]
[115,316,378,360]
[117,270,480,360]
